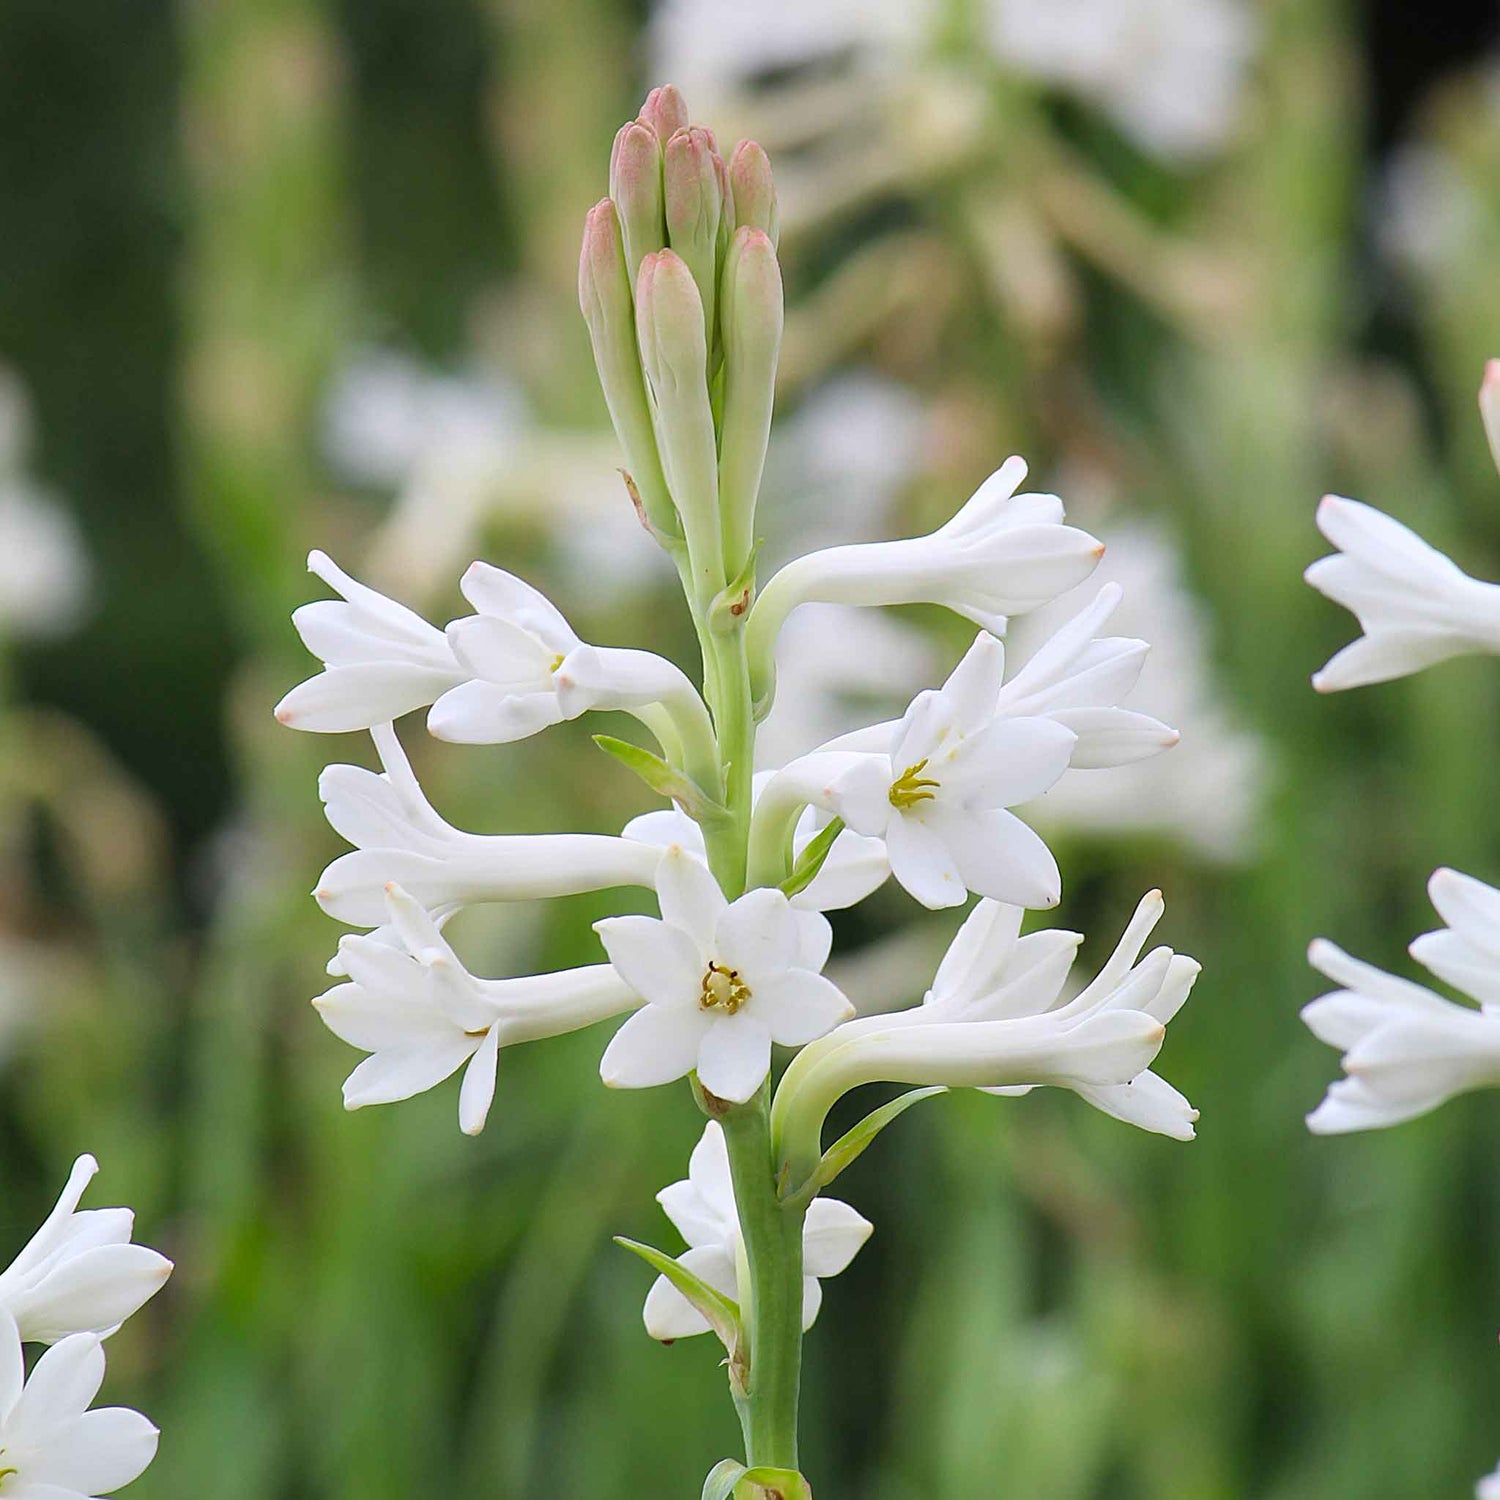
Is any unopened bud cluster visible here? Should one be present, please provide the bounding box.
[580,86,782,597]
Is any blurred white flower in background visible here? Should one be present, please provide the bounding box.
[0,367,90,639]
[986,0,1256,161]
[1016,519,1269,862]
[321,348,674,606]
[1478,1460,1500,1500]
[650,0,1256,166]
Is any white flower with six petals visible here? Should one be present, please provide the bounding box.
[597,848,854,1103]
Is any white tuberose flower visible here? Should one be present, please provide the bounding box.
[314,725,660,932]
[643,1122,872,1341]
[314,883,641,1135]
[934,891,1200,1139]
[771,890,1199,1174]
[1303,868,1500,1134]
[275,551,465,733]
[761,633,1077,909]
[0,1312,159,1498]
[0,1158,172,1346]
[596,849,854,1104]
[747,457,1103,676]
[1305,496,1500,691]
[1478,1460,1500,1500]
[427,562,710,746]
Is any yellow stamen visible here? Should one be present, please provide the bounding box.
[889,757,940,810]
[700,962,751,1015]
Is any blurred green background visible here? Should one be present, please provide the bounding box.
[0,0,1497,1494]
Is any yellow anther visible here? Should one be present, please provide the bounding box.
[699,962,751,1015]
[888,758,940,810]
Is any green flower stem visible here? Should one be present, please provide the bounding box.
[719,1086,807,1472]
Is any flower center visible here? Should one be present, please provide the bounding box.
[699,962,751,1015]
[888,757,940,810]
[549,653,566,673]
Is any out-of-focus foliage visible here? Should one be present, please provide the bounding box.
[0,0,1495,1495]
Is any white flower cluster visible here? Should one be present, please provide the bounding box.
[0,1156,171,1497]
[280,86,1200,1383]
[1300,364,1500,1496]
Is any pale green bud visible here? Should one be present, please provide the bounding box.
[728,140,779,248]
[636,250,723,597]
[663,126,725,355]
[577,199,678,541]
[717,227,783,579]
[609,120,665,285]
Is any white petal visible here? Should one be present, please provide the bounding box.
[427,680,565,744]
[446,613,558,687]
[274,663,461,732]
[695,1015,772,1103]
[802,1198,873,1277]
[940,715,1076,808]
[655,848,727,946]
[9,1246,172,1345]
[925,807,1061,909]
[885,813,968,909]
[799,1274,824,1331]
[594,915,703,1009]
[23,1406,159,1494]
[792,826,889,912]
[642,1245,738,1341]
[459,562,578,651]
[751,972,854,1047]
[8,1333,105,1431]
[1050,706,1179,769]
[458,1026,501,1136]
[341,1039,477,1109]
[1076,1071,1198,1140]
[684,1121,737,1222]
[599,1005,711,1090]
[715,888,801,985]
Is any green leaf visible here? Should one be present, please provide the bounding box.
[613,1236,743,1354]
[778,817,845,900]
[784,1087,947,1205]
[593,736,727,823]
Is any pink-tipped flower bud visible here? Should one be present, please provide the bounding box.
[717,227,783,576]
[729,140,779,248]
[638,84,691,143]
[1480,358,1500,477]
[578,200,678,540]
[636,251,722,594]
[663,126,725,348]
[610,120,665,284]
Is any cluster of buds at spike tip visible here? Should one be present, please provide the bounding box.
[579,86,783,597]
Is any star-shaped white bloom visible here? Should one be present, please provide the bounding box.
[596,849,854,1103]
[314,883,642,1135]
[0,1312,158,1498]
[760,633,1077,910]
[1303,868,1500,1134]
[0,1158,172,1347]
[642,1122,872,1340]
[1305,496,1500,691]
[427,562,709,746]
[314,725,660,934]
[275,551,466,733]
